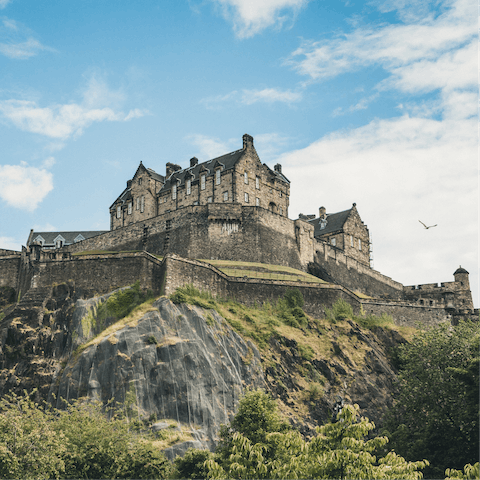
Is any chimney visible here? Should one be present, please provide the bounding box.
[319,206,326,218]
[274,164,282,174]
[190,157,198,167]
[127,180,132,188]
[166,162,181,177]
[243,133,254,150]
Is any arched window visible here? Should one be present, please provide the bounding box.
[268,202,276,213]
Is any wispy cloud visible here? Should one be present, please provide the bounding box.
[186,134,236,159]
[0,17,55,59]
[0,0,12,10]
[0,161,54,211]
[332,94,379,117]
[0,75,149,140]
[201,87,301,109]
[209,0,308,38]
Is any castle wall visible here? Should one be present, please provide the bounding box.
[0,255,21,289]
[361,300,450,328]
[28,252,165,297]
[162,254,362,318]
[62,205,311,270]
[312,242,404,299]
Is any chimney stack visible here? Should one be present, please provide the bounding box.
[319,206,326,218]
[274,164,282,174]
[243,133,254,150]
[166,162,181,178]
[190,157,198,167]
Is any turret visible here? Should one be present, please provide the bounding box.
[453,266,470,289]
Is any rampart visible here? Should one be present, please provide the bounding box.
[312,242,404,299]
[62,204,313,271]
[0,255,21,289]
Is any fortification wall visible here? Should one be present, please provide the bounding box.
[312,242,404,299]
[29,253,165,297]
[63,205,309,270]
[361,300,450,328]
[0,249,21,257]
[0,256,20,289]
[162,254,363,318]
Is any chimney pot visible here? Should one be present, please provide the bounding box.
[190,157,198,167]
[319,206,326,218]
[274,164,282,174]
[243,133,254,150]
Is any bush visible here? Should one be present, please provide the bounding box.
[325,299,353,322]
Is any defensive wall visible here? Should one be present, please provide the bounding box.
[0,248,461,327]
[62,204,314,271]
[0,254,21,289]
[311,242,404,299]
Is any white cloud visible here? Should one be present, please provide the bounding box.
[0,237,20,251]
[0,0,12,9]
[0,16,55,59]
[241,88,302,104]
[0,162,54,211]
[186,134,237,159]
[201,87,302,108]
[0,76,149,140]
[211,0,308,38]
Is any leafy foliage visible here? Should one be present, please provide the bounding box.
[172,447,213,479]
[204,390,428,480]
[383,320,480,479]
[445,462,480,480]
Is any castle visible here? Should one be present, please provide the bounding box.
[0,134,476,324]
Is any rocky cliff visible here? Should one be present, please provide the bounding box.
[0,282,408,455]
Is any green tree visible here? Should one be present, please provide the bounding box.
[445,462,480,480]
[206,390,428,479]
[171,447,213,479]
[0,392,67,479]
[383,320,479,479]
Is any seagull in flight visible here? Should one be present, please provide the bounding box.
[419,220,437,229]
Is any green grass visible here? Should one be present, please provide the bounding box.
[198,259,326,283]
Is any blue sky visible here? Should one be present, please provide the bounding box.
[0,0,477,306]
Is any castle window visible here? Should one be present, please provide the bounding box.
[331,237,336,246]
[117,206,121,218]
[223,191,228,202]
[172,184,177,200]
[216,169,221,185]
[136,198,140,210]
[208,196,212,203]
[280,207,283,215]
[358,239,362,251]
[141,196,145,213]
[201,174,206,190]
[255,176,260,189]
[256,197,260,206]
[139,178,142,185]
[128,202,132,214]
[419,299,424,305]
[279,190,282,197]
[245,192,249,203]
[350,235,354,247]
[244,172,248,184]
[187,179,191,195]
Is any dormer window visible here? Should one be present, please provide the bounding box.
[201,174,206,190]
[117,206,121,218]
[172,184,177,200]
[216,169,221,185]
[128,202,132,214]
[74,234,85,243]
[187,178,191,195]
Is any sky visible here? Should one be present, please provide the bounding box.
[0,0,477,306]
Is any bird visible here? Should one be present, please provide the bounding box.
[419,220,437,229]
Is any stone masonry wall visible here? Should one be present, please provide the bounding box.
[0,256,20,289]
[312,241,404,299]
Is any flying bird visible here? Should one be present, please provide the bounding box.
[419,220,437,229]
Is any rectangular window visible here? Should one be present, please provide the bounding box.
[359,239,362,251]
[136,198,140,210]
[187,179,191,195]
[350,235,354,247]
[207,196,212,203]
[279,207,283,215]
[331,237,336,246]
[116,206,121,218]
[223,191,228,201]
[216,169,221,185]
[244,171,248,184]
[128,202,132,215]
[141,196,144,213]
[256,197,260,206]
[245,192,249,203]
[172,184,177,200]
[255,176,260,189]
[201,174,206,190]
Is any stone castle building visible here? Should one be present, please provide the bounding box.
[1,134,476,325]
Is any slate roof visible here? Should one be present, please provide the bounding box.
[29,231,108,246]
[161,149,245,191]
[145,167,164,183]
[308,208,352,237]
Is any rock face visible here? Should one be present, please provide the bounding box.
[53,298,265,449]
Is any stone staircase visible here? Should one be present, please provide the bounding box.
[6,286,53,324]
